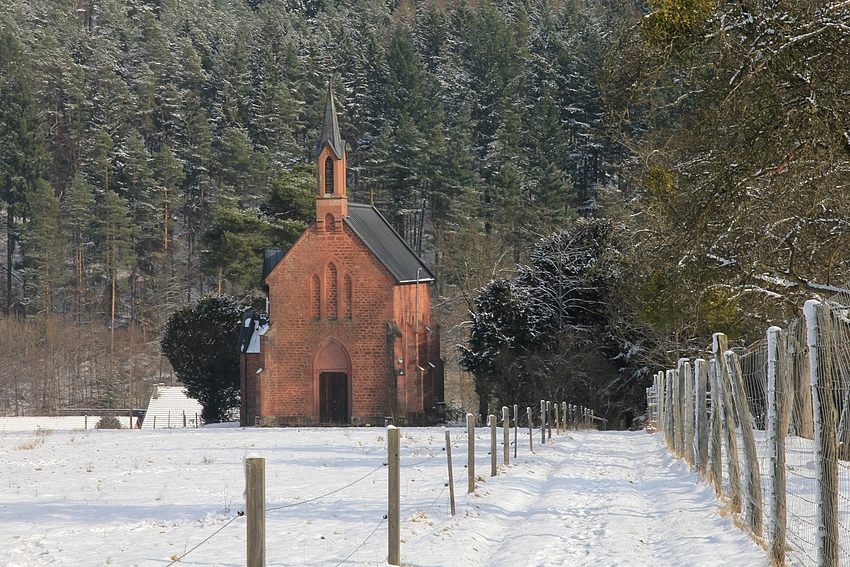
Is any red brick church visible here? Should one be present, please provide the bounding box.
[239,82,444,426]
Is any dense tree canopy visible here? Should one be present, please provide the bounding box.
[461,219,648,425]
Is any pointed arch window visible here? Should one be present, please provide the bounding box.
[326,262,338,319]
[324,157,334,195]
[311,274,321,319]
[343,274,352,319]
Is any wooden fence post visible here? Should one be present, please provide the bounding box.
[714,332,742,514]
[788,330,814,439]
[445,429,456,517]
[682,359,695,466]
[513,404,518,459]
[502,406,510,466]
[675,361,686,458]
[388,426,400,565]
[561,402,567,433]
[489,414,497,477]
[767,326,787,567]
[664,370,674,446]
[549,402,561,435]
[546,401,552,441]
[246,457,266,567]
[527,407,533,452]
[804,300,839,567]
[694,359,709,475]
[540,401,546,445]
[656,372,664,433]
[707,359,723,495]
[725,350,763,537]
[467,413,475,494]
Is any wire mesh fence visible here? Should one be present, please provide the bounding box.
[648,292,850,567]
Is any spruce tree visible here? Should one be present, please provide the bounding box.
[0,23,47,315]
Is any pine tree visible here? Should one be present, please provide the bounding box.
[97,189,135,397]
[0,22,48,316]
[63,174,96,320]
[20,180,64,317]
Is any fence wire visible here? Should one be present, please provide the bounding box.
[650,290,850,567]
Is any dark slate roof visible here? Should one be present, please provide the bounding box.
[345,203,434,283]
[315,79,345,160]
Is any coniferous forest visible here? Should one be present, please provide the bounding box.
[2,0,850,426]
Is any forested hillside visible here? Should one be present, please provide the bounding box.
[2,0,849,425]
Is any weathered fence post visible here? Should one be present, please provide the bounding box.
[467,413,476,494]
[502,406,510,466]
[540,401,546,445]
[527,406,533,452]
[546,401,552,441]
[388,426,400,566]
[767,326,786,567]
[788,329,814,439]
[246,457,266,567]
[445,429,456,517]
[664,369,674,447]
[694,359,709,475]
[714,332,742,514]
[671,367,682,455]
[561,402,567,433]
[804,300,838,567]
[707,359,723,495]
[553,403,559,437]
[725,350,763,537]
[513,404,518,459]
[489,414,497,477]
[683,359,695,466]
[656,371,665,433]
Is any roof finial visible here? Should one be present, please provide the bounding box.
[316,77,345,160]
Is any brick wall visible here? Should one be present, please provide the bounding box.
[256,220,398,423]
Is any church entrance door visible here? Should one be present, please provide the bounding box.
[319,372,348,424]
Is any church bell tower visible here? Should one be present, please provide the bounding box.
[315,79,347,229]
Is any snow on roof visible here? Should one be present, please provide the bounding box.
[142,385,204,429]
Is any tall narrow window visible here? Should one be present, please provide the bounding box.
[326,262,338,319]
[343,274,352,319]
[324,157,334,195]
[311,274,321,319]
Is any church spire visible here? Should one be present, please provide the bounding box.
[316,78,345,160]
[315,78,347,225]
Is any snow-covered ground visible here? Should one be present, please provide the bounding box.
[0,424,767,566]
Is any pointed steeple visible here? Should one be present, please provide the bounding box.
[316,79,345,160]
[315,77,347,225]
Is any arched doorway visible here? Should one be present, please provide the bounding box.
[313,339,351,424]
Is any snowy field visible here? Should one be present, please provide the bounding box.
[0,424,768,566]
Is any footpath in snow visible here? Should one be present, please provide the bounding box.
[0,425,767,566]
